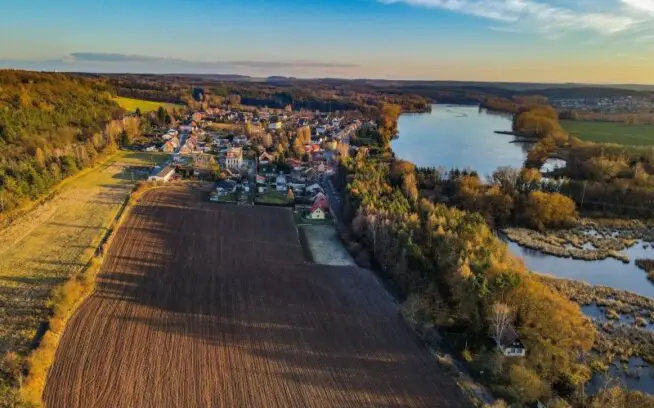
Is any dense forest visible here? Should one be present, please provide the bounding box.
[0,70,128,214]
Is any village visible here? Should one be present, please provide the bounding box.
[144,106,363,222]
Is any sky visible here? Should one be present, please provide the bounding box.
[1,0,654,83]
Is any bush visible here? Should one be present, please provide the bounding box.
[508,364,548,403]
[523,191,577,230]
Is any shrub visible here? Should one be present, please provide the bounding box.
[508,364,548,403]
[523,191,578,230]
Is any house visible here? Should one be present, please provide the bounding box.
[215,180,237,196]
[179,144,193,155]
[162,141,176,153]
[148,166,175,182]
[268,121,282,130]
[495,326,526,357]
[312,191,327,202]
[225,147,243,170]
[307,205,326,220]
[233,135,247,145]
[275,174,288,192]
[287,159,303,169]
[259,151,275,165]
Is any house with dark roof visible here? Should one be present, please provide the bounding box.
[495,326,526,357]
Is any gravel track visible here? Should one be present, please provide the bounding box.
[43,187,467,408]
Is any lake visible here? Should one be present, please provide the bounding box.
[392,104,527,178]
[394,104,654,299]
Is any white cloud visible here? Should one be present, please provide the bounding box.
[380,0,641,35]
[622,0,654,14]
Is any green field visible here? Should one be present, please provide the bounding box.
[255,190,290,205]
[0,151,166,374]
[561,120,654,146]
[114,96,184,113]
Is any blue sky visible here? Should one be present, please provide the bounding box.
[2,0,654,83]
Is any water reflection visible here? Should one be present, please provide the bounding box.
[507,240,654,298]
[587,357,654,396]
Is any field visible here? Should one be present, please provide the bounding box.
[561,120,654,146]
[300,225,355,266]
[255,189,290,205]
[113,96,184,113]
[205,122,241,132]
[0,151,164,362]
[44,188,466,408]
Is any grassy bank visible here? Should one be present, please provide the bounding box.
[503,220,654,263]
[114,96,184,113]
[561,120,654,146]
[0,153,162,406]
[636,259,654,282]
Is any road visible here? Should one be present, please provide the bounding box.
[322,175,343,221]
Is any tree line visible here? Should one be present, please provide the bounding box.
[515,104,654,218]
[0,71,134,215]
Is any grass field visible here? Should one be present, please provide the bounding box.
[114,96,184,113]
[206,122,240,132]
[0,151,166,391]
[561,120,654,146]
[255,190,290,205]
[44,188,467,407]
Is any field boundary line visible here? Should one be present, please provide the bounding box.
[0,149,123,230]
[18,182,163,407]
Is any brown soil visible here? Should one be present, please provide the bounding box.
[43,187,467,408]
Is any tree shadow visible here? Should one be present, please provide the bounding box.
[44,187,467,408]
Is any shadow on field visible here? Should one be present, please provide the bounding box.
[45,187,467,408]
[46,222,106,231]
[0,275,66,287]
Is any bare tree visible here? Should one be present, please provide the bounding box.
[489,302,513,345]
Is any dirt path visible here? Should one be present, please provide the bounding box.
[44,188,467,408]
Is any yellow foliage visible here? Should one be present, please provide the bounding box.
[524,191,577,230]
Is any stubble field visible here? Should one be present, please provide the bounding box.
[43,187,467,408]
[0,152,166,361]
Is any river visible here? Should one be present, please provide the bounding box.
[393,104,654,299]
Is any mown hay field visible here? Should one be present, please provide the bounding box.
[0,152,164,364]
[113,97,184,113]
[44,188,467,408]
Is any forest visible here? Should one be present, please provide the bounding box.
[339,149,594,407]
[0,71,130,214]
[335,104,652,406]
[91,74,432,114]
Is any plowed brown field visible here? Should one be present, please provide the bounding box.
[43,187,467,408]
